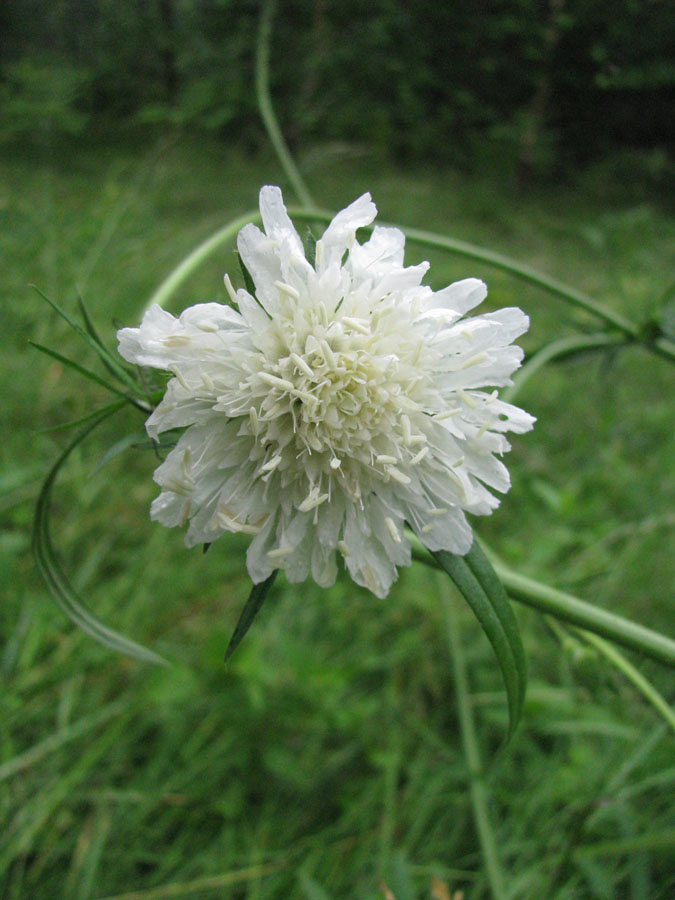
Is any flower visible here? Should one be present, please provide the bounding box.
[118,186,534,598]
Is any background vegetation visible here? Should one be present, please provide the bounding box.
[2,1,674,898]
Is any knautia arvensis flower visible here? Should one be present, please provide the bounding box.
[118,187,534,597]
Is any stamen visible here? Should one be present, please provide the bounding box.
[201,372,214,391]
[376,454,398,465]
[330,457,342,470]
[223,273,238,304]
[290,352,314,378]
[298,491,330,513]
[260,454,282,472]
[428,507,448,517]
[249,406,259,436]
[410,446,429,465]
[401,414,412,444]
[458,388,478,409]
[435,408,461,420]
[216,510,261,535]
[385,517,402,544]
[386,466,411,485]
[320,339,336,368]
[421,523,435,534]
[163,334,191,348]
[173,368,191,391]
[267,546,294,559]
[342,316,370,335]
[362,564,379,594]
[259,372,294,392]
[461,352,488,369]
[337,540,350,557]
[274,280,300,300]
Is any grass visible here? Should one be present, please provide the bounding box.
[1,131,675,899]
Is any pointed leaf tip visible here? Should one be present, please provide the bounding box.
[224,570,278,663]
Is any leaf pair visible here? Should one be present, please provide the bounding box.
[434,541,527,739]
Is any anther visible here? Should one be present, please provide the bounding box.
[260,454,282,473]
[259,372,294,392]
[386,466,411,485]
[274,280,300,300]
[223,273,238,304]
[385,517,402,544]
[267,546,294,559]
[410,446,429,465]
[290,352,314,378]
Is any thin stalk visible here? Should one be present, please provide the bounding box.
[142,205,675,367]
[440,574,507,900]
[411,539,675,668]
[256,0,314,207]
[502,332,627,404]
[494,563,675,669]
[573,628,675,734]
[144,210,262,313]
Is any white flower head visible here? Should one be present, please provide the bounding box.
[118,187,534,598]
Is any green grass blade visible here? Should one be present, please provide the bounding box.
[432,543,526,737]
[32,412,167,666]
[31,285,144,394]
[441,576,507,899]
[29,341,149,411]
[224,570,278,663]
[36,399,128,434]
[574,628,675,734]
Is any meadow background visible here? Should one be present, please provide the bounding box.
[1,1,674,898]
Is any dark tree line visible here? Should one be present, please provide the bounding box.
[2,0,673,175]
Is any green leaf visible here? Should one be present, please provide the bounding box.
[235,250,257,297]
[224,570,278,663]
[304,228,317,267]
[433,540,527,737]
[31,285,144,395]
[29,341,148,412]
[32,410,167,666]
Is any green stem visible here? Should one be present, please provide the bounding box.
[501,332,627,404]
[144,210,262,313]
[574,628,675,733]
[440,574,507,900]
[142,205,675,368]
[495,564,675,668]
[412,540,675,668]
[288,208,640,338]
[256,1,314,207]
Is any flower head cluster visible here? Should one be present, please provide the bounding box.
[118,187,534,597]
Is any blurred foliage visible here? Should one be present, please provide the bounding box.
[1,0,674,178]
[2,134,674,897]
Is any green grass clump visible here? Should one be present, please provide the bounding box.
[1,135,674,899]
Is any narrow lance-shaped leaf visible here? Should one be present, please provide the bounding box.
[31,285,144,395]
[224,571,278,663]
[32,410,168,666]
[29,341,149,412]
[433,540,527,737]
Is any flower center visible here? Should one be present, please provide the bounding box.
[245,310,430,491]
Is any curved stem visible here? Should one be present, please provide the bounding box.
[502,332,627,404]
[573,628,675,734]
[256,0,314,207]
[411,539,675,668]
[440,574,507,900]
[144,209,262,313]
[494,563,675,668]
[142,205,675,369]
[287,208,639,337]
